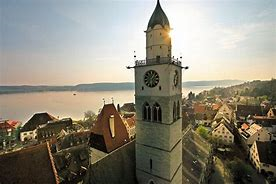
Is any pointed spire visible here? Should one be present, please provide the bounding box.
[147,0,170,29]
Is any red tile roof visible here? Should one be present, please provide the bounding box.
[90,104,130,153]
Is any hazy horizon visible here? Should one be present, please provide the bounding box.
[1,0,275,85]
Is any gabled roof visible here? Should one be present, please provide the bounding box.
[21,112,57,132]
[124,115,136,128]
[213,118,234,134]
[57,130,91,150]
[246,123,262,136]
[253,117,276,127]
[0,143,59,184]
[7,120,21,128]
[236,105,263,118]
[147,0,170,30]
[0,121,14,130]
[255,141,276,166]
[90,104,130,153]
[121,103,136,112]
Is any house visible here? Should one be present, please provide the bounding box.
[53,144,90,184]
[194,103,206,114]
[0,121,17,149]
[249,141,276,176]
[56,130,91,151]
[0,142,59,184]
[239,123,271,149]
[122,115,136,140]
[212,118,235,145]
[213,103,234,122]
[120,102,136,112]
[37,118,73,143]
[212,103,222,111]
[89,103,130,153]
[267,108,276,118]
[20,112,57,142]
[236,105,264,121]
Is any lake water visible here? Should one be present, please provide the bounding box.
[0,86,212,122]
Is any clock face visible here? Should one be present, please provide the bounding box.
[173,70,178,86]
[144,70,159,88]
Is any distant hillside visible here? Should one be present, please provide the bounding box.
[0,80,243,94]
[196,79,276,104]
[182,80,244,87]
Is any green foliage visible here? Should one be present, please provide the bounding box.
[195,93,204,101]
[227,158,253,182]
[188,91,195,100]
[196,125,209,139]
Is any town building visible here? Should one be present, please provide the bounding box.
[134,0,182,183]
[213,103,234,122]
[56,130,91,151]
[267,108,276,118]
[122,115,136,140]
[0,120,21,149]
[37,118,73,143]
[236,105,264,121]
[249,141,276,176]
[89,103,130,153]
[239,123,271,151]
[20,112,57,142]
[211,118,234,145]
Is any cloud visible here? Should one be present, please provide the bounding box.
[215,22,275,49]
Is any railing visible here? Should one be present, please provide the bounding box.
[135,57,182,66]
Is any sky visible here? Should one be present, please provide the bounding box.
[0,0,275,85]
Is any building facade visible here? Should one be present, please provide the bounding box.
[135,1,182,183]
[211,119,234,145]
[249,141,276,176]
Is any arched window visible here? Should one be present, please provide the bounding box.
[143,102,151,121]
[153,103,162,122]
[173,102,176,121]
[177,101,180,119]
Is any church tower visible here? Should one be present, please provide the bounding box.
[135,0,183,183]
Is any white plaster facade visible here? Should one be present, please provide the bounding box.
[213,103,233,122]
[212,122,234,145]
[249,141,276,176]
[20,129,37,142]
[240,124,271,146]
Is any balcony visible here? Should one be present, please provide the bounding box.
[135,57,182,67]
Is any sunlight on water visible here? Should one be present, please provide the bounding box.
[0,87,210,122]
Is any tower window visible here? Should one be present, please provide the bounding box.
[153,103,162,122]
[142,86,144,90]
[159,86,161,90]
[177,101,180,119]
[173,102,176,121]
[143,102,151,121]
[160,46,162,49]
[160,32,162,36]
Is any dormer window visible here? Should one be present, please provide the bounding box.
[109,115,115,138]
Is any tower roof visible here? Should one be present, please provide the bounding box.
[147,0,170,30]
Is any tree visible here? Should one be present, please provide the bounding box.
[227,158,253,182]
[188,91,195,100]
[84,110,96,121]
[196,125,209,139]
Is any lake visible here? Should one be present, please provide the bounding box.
[0,86,212,122]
